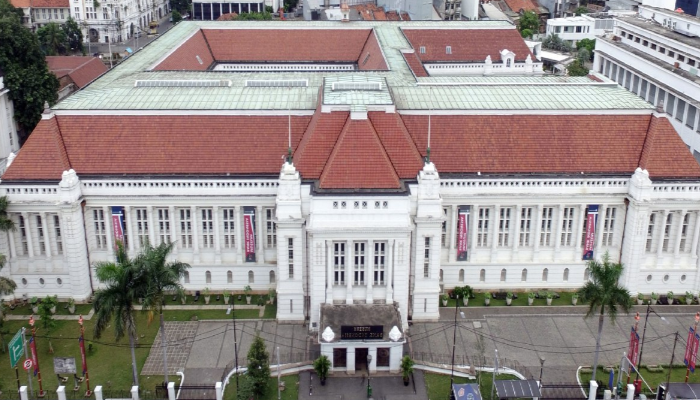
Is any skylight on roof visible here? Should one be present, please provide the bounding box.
[135,80,232,88]
[331,82,383,91]
[245,80,309,88]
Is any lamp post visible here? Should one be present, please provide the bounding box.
[231,297,239,394]
[28,316,46,397]
[367,354,373,399]
[450,294,466,399]
[78,315,92,397]
[539,356,546,389]
[635,305,669,384]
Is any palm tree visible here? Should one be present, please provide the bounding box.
[0,196,16,296]
[37,22,67,55]
[577,252,633,381]
[140,241,190,384]
[93,242,146,387]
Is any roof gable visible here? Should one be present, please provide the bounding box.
[3,116,70,181]
[319,117,400,189]
[154,30,214,71]
[294,111,349,179]
[367,111,423,178]
[640,115,700,178]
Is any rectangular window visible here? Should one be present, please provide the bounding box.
[333,242,346,285]
[179,209,192,248]
[423,237,430,278]
[676,98,686,122]
[658,89,667,108]
[662,213,673,251]
[93,209,107,249]
[157,208,170,245]
[651,43,657,50]
[519,207,532,246]
[201,208,214,248]
[374,242,386,284]
[646,213,655,252]
[288,238,294,279]
[446,45,452,54]
[441,208,448,247]
[687,105,697,129]
[265,208,276,247]
[602,207,616,246]
[53,215,62,254]
[640,80,647,99]
[540,207,554,246]
[18,215,28,254]
[36,215,45,255]
[680,214,690,252]
[498,207,511,247]
[60,8,64,18]
[649,85,657,105]
[560,207,574,246]
[222,208,236,248]
[135,208,149,247]
[354,242,366,285]
[477,208,490,247]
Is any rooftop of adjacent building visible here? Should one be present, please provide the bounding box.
[9,0,69,8]
[616,11,700,50]
[46,56,108,89]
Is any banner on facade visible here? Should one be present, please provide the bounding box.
[582,205,599,260]
[243,207,256,262]
[111,206,125,246]
[29,336,39,377]
[457,206,470,261]
[628,327,640,367]
[692,331,700,372]
[685,327,696,369]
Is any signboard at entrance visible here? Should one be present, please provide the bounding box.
[53,357,77,374]
[341,326,383,340]
[9,328,24,368]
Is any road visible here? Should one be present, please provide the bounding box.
[84,13,175,56]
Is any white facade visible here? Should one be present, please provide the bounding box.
[0,78,19,177]
[72,0,169,44]
[593,7,700,161]
[545,15,614,44]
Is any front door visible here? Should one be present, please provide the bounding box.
[356,348,369,371]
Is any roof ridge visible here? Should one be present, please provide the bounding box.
[198,29,217,66]
[358,26,373,63]
[293,87,325,162]
[638,113,657,170]
[365,116,401,179]
[52,115,72,172]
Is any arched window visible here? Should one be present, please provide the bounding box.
[184,271,190,284]
[500,269,506,282]
[480,269,486,282]
[248,270,254,284]
[542,268,548,282]
[563,268,569,282]
[584,268,590,281]
[269,271,276,284]
[439,269,444,282]
[205,271,212,284]
[227,271,233,284]
[521,269,528,282]
[459,269,465,283]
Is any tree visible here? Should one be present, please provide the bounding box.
[0,196,16,297]
[169,0,191,13]
[37,22,67,55]
[567,60,588,76]
[574,6,589,15]
[518,11,540,37]
[37,295,58,353]
[140,241,190,384]
[93,242,146,387]
[577,48,590,65]
[246,335,270,398]
[171,9,182,23]
[0,0,59,142]
[576,38,596,60]
[62,17,83,53]
[520,28,533,39]
[577,253,633,381]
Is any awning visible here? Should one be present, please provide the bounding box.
[452,384,482,400]
[668,383,700,399]
[495,380,541,398]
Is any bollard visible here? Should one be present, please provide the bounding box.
[95,386,103,400]
[589,381,598,400]
[131,386,139,400]
[167,382,176,400]
[57,386,67,400]
[604,389,612,400]
[20,386,28,400]
[215,382,223,400]
[626,384,635,400]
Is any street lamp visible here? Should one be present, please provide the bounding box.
[635,305,670,385]
[367,354,373,398]
[539,356,546,389]
[450,294,466,399]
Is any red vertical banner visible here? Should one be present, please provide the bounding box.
[111,206,125,246]
[582,205,599,260]
[685,327,695,367]
[456,206,470,261]
[628,327,640,366]
[692,332,700,372]
[79,335,87,375]
[29,336,39,377]
[243,207,256,262]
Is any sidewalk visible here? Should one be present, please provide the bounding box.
[438,304,700,321]
[86,13,175,55]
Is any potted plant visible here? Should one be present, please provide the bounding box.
[484,292,491,306]
[223,289,230,305]
[636,293,644,306]
[244,285,252,304]
[651,292,658,305]
[572,293,578,306]
[527,292,535,306]
[400,355,414,386]
[67,298,76,314]
[442,293,449,307]
[687,291,694,305]
[42,295,58,314]
[268,288,276,304]
[453,286,464,303]
[506,292,513,306]
[31,297,39,313]
[313,355,331,386]
[257,296,265,306]
[462,285,473,306]
[667,291,675,304]
[546,292,553,306]
[203,287,211,305]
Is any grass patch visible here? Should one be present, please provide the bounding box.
[4,303,93,316]
[439,292,582,307]
[424,372,520,400]
[223,375,298,400]
[579,366,700,397]
[163,309,260,321]
[263,304,277,319]
[164,295,272,307]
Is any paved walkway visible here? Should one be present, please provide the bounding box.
[297,369,429,400]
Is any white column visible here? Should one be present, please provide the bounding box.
[512,205,521,262]
[256,206,265,264]
[125,206,135,253]
[491,205,499,263]
[191,206,199,262]
[366,240,373,304]
[94,386,103,400]
[326,241,333,304]
[235,206,243,264]
[213,205,221,264]
[147,206,156,246]
[674,210,687,262]
[691,211,700,262]
[169,206,178,256]
[554,205,564,258]
[41,212,51,262]
[346,239,353,305]
[22,212,34,260]
[385,239,393,303]
[103,206,114,257]
[595,204,606,260]
[657,210,668,260]
[368,347,377,373]
[449,205,457,262]
[470,205,479,256]
[576,204,586,257]
[57,387,66,400]
[130,386,139,400]
[7,223,16,259]
[215,382,222,400]
[533,205,542,263]
[347,347,356,375]
[19,387,27,400]
[166,383,175,400]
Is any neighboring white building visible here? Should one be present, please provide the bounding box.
[72,0,169,44]
[0,78,20,176]
[10,0,71,30]
[593,5,700,162]
[3,20,700,373]
[545,14,615,44]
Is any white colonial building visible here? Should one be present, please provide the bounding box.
[72,0,169,44]
[2,20,700,373]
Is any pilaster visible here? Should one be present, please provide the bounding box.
[620,168,653,291]
[58,169,92,300]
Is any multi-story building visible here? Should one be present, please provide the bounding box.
[72,0,169,44]
[593,5,700,162]
[10,0,71,29]
[2,20,700,373]
[545,14,615,45]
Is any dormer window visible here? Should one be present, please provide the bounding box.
[446,46,452,54]
[419,46,426,54]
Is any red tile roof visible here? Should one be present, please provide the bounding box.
[31,0,69,7]
[639,116,700,178]
[358,30,389,70]
[46,56,107,88]
[402,28,534,62]
[367,112,423,178]
[3,116,70,181]
[9,0,30,8]
[294,110,350,179]
[319,117,400,189]
[503,0,538,12]
[154,30,214,71]
[402,51,428,77]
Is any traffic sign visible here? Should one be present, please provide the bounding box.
[23,359,33,371]
[8,329,23,368]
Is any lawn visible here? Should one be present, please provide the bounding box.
[439,292,580,308]
[222,375,298,400]
[3,303,94,317]
[424,372,520,400]
[579,366,700,397]
[163,309,261,321]
[163,294,272,307]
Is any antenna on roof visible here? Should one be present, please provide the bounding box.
[287,88,293,164]
[426,86,432,164]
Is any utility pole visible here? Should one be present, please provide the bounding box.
[491,349,498,400]
[277,346,281,400]
[666,332,679,400]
